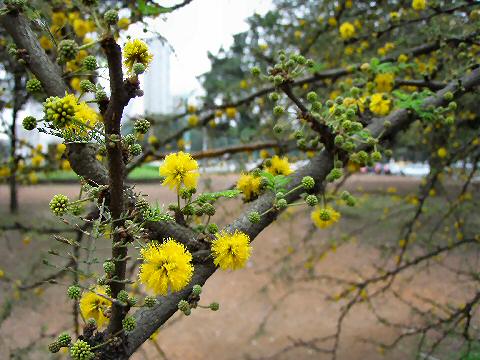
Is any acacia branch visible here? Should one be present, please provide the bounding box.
[124,66,480,357]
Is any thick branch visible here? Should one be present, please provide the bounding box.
[0,12,65,96]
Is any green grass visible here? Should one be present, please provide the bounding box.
[37,165,160,182]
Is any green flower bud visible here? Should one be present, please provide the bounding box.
[134,118,150,134]
[202,203,216,216]
[122,316,136,332]
[273,75,284,85]
[207,223,219,234]
[371,151,382,162]
[26,78,42,93]
[133,63,146,75]
[350,87,360,97]
[273,124,283,133]
[95,88,108,102]
[326,168,343,182]
[57,333,72,347]
[301,176,315,190]
[182,204,195,216]
[123,134,136,146]
[104,9,119,25]
[294,130,303,139]
[269,92,280,102]
[311,101,322,112]
[22,116,37,131]
[250,66,261,76]
[273,105,285,116]
[57,39,78,63]
[342,141,355,152]
[192,284,202,296]
[294,54,306,65]
[79,80,95,93]
[129,143,142,156]
[103,261,115,275]
[334,135,344,146]
[306,92,318,103]
[83,56,97,71]
[305,194,318,207]
[117,290,129,304]
[49,194,69,216]
[48,341,61,353]
[178,299,190,314]
[128,296,137,306]
[443,91,453,101]
[276,198,288,209]
[135,198,149,213]
[248,211,261,224]
[70,340,94,360]
[448,101,457,111]
[195,207,204,216]
[209,302,220,311]
[67,285,81,300]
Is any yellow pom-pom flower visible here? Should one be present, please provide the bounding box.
[311,206,341,229]
[236,173,262,201]
[437,147,447,158]
[369,93,391,116]
[412,0,426,11]
[339,22,355,40]
[159,151,199,190]
[374,73,395,92]
[79,287,111,328]
[138,239,194,295]
[211,230,252,270]
[265,155,293,176]
[226,107,237,119]
[188,114,199,127]
[123,39,153,74]
[117,17,130,30]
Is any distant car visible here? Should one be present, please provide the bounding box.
[400,163,430,177]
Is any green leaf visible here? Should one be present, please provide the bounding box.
[196,189,241,203]
[138,0,172,16]
[274,175,291,188]
[307,61,325,74]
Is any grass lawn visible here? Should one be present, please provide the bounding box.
[38,165,161,182]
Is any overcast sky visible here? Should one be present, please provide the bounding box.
[143,0,272,96]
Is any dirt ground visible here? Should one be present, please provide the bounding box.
[0,175,475,360]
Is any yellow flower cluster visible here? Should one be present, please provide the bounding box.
[123,39,153,74]
[437,147,447,158]
[138,239,194,295]
[265,155,293,176]
[374,73,395,92]
[79,287,111,328]
[369,93,391,116]
[226,107,237,119]
[339,22,355,40]
[159,151,199,190]
[412,0,427,11]
[43,94,100,131]
[211,230,252,270]
[311,206,341,229]
[236,173,262,201]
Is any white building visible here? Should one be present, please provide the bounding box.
[143,38,172,115]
